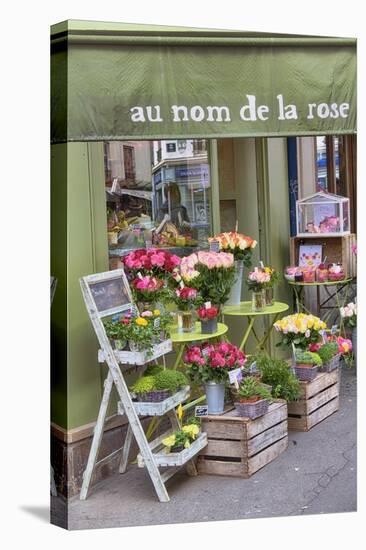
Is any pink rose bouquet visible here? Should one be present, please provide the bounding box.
[197,305,219,320]
[131,275,169,304]
[247,268,271,292]
[123,248,181,277]
[175,286,200,311]
[208,231,257,267]
[184,342,246,384]
[179,251,235,305]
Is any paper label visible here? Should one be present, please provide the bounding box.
[331,325,338,335]
[204,301,212,309]
[202,346,211,357]
[154,318,160,329]
[291,343,297,362]
[320,330,328,344]
[249,361,258,374]
[195,405,208,417]
[179,280,185,289]
[259,260,265,269]
[137,272,143,280]
[228,368,243,385]
[209,240,220,252]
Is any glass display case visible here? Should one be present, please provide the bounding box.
[104,139,212,269]
[296,191,350,237]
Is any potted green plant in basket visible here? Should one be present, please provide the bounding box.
[316,341,341,372]
[252,354,302,401]
[293,350,322,381]
[130,369,188,402]
[234,376,272,419]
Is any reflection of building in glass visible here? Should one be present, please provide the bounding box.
[316,136,340,191]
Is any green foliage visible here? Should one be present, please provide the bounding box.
[238,376,272,400]
[103,320,129,341]
[130,375,156,394]
[189,264,236,305]
[295,350,323,366]
[144,364,164,376]
[254,354,301,401]
[317,342,339,363]
[154,369,188,392]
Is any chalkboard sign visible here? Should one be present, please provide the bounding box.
[89,276,131,314]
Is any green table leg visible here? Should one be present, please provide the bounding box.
[255,313,281,353]
[239,316,255,352]
[172,343,186,370]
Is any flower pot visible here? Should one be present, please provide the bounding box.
[178,310,195,333]
[136,389,172,402]
[113,338,127,350]
[319,354,340,372]
[264,286,274,306]
[170,444,185,453]
[251,290,265,312]
[294,364,318,381]
[204,382,226,415]
[128,340,139,352]
[234,398,269,419]
[226,260,244,306]
[352,327,357,366]
[200,318,218,334]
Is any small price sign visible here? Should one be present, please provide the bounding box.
[195,405,208,417]
[209,240,220,252]
[320,329,328,344]
[249,361,258,374]
[228,367,243,389]
[331,325,338,335]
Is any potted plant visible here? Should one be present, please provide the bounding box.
[162,423,200,453]
[184,342,246,414]
[247,268,271,311]
[340,301,357,365]
[251,354,302,401]
[208,232,257,305]
[179,250,236,306]
[234,376,272,419]
[131,275,170,310]
[262,266,279,306]
[130,369,188,402]
[103,315,131,349]
[174,286,200,333]
[274,313,327,350]
[197,304,219,334]
[316,341,341,372]
[293,350,322,381]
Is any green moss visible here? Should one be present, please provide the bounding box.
[317,342,339,363]
[251,354,302,401]
[130,375,156,394]
[295,350,322,366]
[144,364,164,376]
[154,369,188,392]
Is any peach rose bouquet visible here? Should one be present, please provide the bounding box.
[208,232,257,267]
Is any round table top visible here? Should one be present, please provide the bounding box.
[287,278,353,287]
[223,301,289,317]
[169,322,228,343]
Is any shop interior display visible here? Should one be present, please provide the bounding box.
[296,191,350,237]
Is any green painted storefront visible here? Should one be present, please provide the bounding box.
[51,21,356,432]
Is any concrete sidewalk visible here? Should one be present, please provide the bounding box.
[64,368,356,530]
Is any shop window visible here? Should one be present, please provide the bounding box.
[105,140,212,269]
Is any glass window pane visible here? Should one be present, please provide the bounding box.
[316,136,327,191]
[104,140,212,269]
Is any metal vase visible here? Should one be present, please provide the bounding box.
[352,327,357,367]
[204,382,226,415]
[226,260,244,306]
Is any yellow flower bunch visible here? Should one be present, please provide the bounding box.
[274,313,326,335]
[153,309,161,317]
[182,424,200,439]
[135,317,148,327]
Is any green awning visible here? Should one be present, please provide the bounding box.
[51,20,357,143]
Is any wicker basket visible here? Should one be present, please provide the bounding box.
[230,381,272,403]
[294,364,318,382]
[136,389,172,402]
[319,354,341,373]
[234,398,269,419]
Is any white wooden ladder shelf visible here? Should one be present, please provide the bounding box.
[79,269,207,503]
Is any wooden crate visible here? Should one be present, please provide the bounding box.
[197,401,288,478]
[287,369,340,432]
[289,234,356,279]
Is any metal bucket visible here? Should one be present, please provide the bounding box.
[226,261,244,306]
[205,382,226,415]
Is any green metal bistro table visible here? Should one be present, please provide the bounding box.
[169,322,229,370]
[223,301,289,353]
[288,278,354,331]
